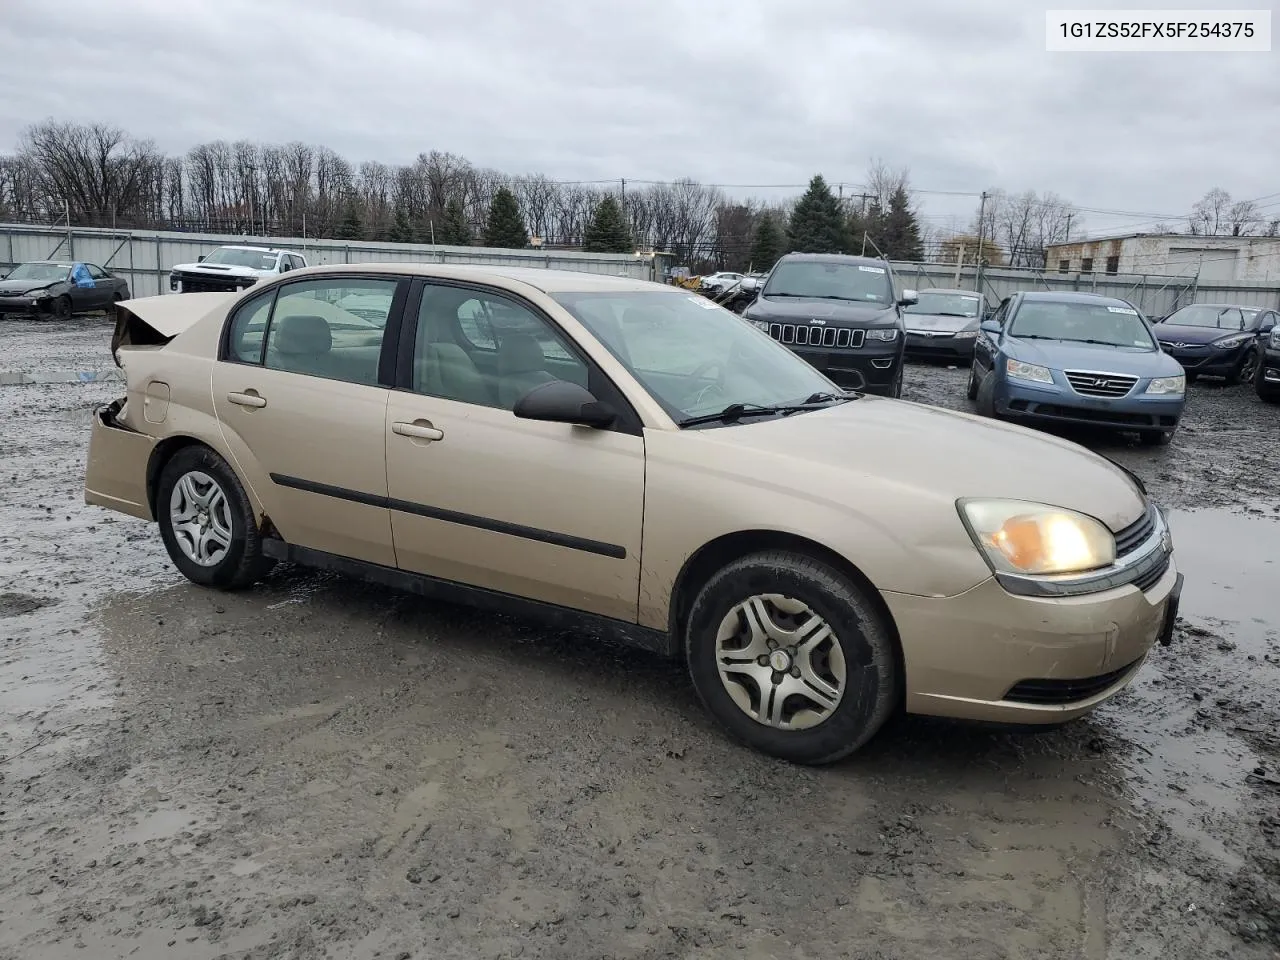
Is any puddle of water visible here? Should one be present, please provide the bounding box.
[1103,506,1279,866]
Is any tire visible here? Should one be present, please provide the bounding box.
[1228,348,1260,386]
[684,550,900,765]
[975,370,998,417]
[966,362,980,401]
[1185,373,1198,385]
[52,296,72,320]
[1257,357,1280,403]
[888,364,904,399]
[156,445,274,590]
[1139,429,1174,446]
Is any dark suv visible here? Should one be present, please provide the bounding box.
[741,253,914,397]
[1257,309,1280,403]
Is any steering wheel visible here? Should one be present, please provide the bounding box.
[685,359,727,409]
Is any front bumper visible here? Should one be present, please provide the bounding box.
[84,400,156,521]
[996,377,1184,432]
[1160,341,1250,376]
[1258,345,1280,390]
[788,341,904,395]
[0,295,55,316]
[904,331,977,360]
[883,553,1180,725]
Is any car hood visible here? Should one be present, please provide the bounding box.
[1005,337,1182,375]
[1154,323,1247,346]
[0,278,58,295]
[688,397,1147,532]
[902,311,978,332]
[172,262,269,277]
[748,297,896,326]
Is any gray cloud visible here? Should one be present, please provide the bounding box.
[0,0,1276,234]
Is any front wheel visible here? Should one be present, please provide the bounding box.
[975,370,998,417]
[52,296,72,320]
[966,361,981,400]
[1229,348,1260,386]
[684,551,900,765]
[156,445,274,589]
[888,364,904,399]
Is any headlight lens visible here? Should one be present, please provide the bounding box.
[866,328,899,341]
[30,289,51,299]
[958,499,1116,576]
[1214,333,1252,349]
[1005,359,1053,384]
[1145,374,1185,395]
[752,320,770,332]
[953,329,979,339]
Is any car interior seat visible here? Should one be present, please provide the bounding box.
[497,332,556,408]
[267,314,336,379]
[414,290,492,405]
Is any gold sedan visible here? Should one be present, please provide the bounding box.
[84,264,1182,764]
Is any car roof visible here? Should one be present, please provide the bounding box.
[218,245,286,253]
[1174,302,1259,310]
[775,252,889,267]
[21,260,75,267]
[292,261,662,294]
[919,287,980,296]
[1018,291,1135,308]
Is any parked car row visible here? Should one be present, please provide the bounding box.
[84,260,1181,765]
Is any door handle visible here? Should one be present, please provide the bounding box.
[227,391,267,409]
[392,421,444,442]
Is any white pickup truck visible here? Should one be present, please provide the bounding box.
[168,245,308,294]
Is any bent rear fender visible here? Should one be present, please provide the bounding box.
[110,292,237,365]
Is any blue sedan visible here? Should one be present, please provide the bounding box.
[967,292,1187,446]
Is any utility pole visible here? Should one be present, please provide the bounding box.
[1064,212,1072,243]
[974,190,990,294]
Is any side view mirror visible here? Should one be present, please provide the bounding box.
[980,319,1001,336]
[898,289,919,307]
[197,255,206,262]
[513,379,617,429]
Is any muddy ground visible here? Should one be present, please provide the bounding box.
[1,316,1278,960]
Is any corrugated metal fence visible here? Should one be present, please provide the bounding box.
[892,260,1280,316]
[0,222,656,298]
[4,221,1279,315]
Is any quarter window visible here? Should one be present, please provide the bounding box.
[226,291,275,364]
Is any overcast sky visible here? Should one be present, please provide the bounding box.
[1,0,1277,236]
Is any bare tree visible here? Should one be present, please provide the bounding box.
[971,189,1077,268]
[513,174,561,242]
[1189,187,1232,236]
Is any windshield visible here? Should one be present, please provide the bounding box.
[904,291,982,317]
[6,263,71,282]
[1008,301,1155,348]
[202,248,281,270]
[551,290,839,423]
[763,260,892,304]
[1164,304,1249,329]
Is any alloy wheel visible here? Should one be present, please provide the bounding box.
[714,594,846,730]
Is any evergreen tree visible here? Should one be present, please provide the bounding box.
[786,175,848,254]
[850,199,887,256]
[334,201,364,241]
[748,214,785,271]
[388,207,414,243]
[582,195,633,253]
[483,187,528,249]
[881,186,924,261]
[437,198,472,246]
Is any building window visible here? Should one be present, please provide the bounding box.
[1058,259,1070,274]
[1105,255,1119,275]
[1080,257,1094,272]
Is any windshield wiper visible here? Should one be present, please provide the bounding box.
[678,394,856,428]
[932,311,977,318]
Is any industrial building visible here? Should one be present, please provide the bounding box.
[1045,233,1280,283]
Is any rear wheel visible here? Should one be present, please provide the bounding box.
[684,551,900,765]
[156,445,274,589]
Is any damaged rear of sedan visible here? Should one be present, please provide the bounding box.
[85,265,1183,765]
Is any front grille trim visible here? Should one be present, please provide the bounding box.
[1113,504,1156,557]
[1064,369,1139,398]
[764,322,864,350]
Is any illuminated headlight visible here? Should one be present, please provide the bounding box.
[1214,333,1252,349]
[1145,375,1185,396]
[1005,359,1053,384]
[866,328,899,341]
[958,499,1116,576]
[953,329,979,339]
